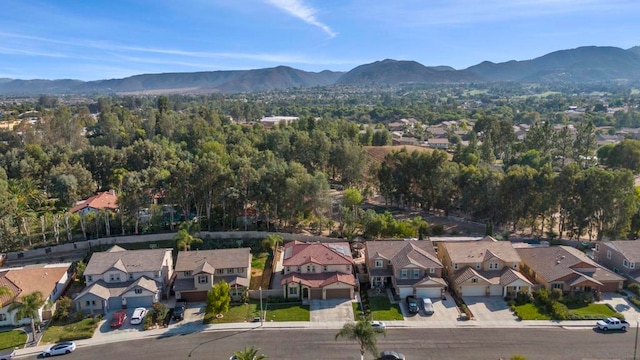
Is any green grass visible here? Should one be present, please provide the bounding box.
[353,302,364,320]
[265,303,309,322]
[567,303,617,318]
[513,303,552,320]
[41,318,99,344]
[251,252,268,270]
[0,330,27,351]
[204,301,259,324]
[368,296,403,321]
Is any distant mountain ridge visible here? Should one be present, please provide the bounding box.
[1,45,639,95]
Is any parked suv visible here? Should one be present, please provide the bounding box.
[405,296,419,314]
[173,302,186,321]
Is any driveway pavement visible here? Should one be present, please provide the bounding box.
[598,292,640,320]
[309,299,354,322]
[400,293,459,322]
[463,296,517,321]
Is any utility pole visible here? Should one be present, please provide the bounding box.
[259,286,263,326]
[634,320,639,360]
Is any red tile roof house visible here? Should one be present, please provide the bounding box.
[280,241,356,300]
[173,248,252,302]
[0,264,71,326]
[438,236,533,297]
[365,240,446,299]
[70,190,119,215]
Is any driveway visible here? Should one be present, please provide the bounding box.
[310,299,354,322]
[463,296,518,322]
[599,293,640,321]
[400,293,459,322]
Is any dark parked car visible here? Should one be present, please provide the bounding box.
[378,351,406,360]
[173,302,186,321]
[405,296,419,314]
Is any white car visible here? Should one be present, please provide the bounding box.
[41,341,76,357]
[130,307,148,325]
[371,320,386,330]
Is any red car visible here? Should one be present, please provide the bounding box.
[110,310,127,328]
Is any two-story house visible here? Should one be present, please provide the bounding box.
[280,241,356,300]
[365,240,446,299]
[439,236,533,297]
[173,248,251,302]
[0,263,70,326]
[518,245,623,293]
[594,241,640,284]
[74,245,173,313]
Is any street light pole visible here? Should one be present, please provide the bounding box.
[634,320,639,360]
[259,286,263,326]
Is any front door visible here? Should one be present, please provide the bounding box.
[303,288,309,299]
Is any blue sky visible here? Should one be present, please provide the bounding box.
[1,0,639,81]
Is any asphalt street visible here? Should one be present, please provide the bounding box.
[51,327,638,360]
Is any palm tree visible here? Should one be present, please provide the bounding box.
[261,234,283,255]
[174,229,202,251]
[9,291,45,338]
[231,345,267,360]
[335,320,385,360]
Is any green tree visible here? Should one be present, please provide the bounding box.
[232,346,268,360]
[261,234,283,255]
[75,260,87,285]
[53,296,72,321]
[174,229,202,251]
[9,291,45,338]
[207,280,231,316]
[0,286,13,307]
[335,320,385,360]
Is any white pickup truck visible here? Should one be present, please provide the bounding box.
[596,317,630,331]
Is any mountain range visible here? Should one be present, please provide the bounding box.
[1,45,640,95]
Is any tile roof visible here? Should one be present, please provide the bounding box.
[366,240,442,270]
[3,265,69,303]
[174,248,251,272]
[84,247,172,276]
[605,241,640,263]
[282,241,353,267]
[70,191,119,213]
[516,246,624,283]
[122,276,159,294]
[500,268,533,286]
[454,267,532,286]
[280,272,356,288]
[442,236,521,264]
[74,276,160,301]
[216,275,250,288]
[0,272,22,305]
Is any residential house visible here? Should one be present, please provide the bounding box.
[439,236,533,297]
[0,263,71,326]
[280,241,356,300]
[519,245,623,293]
[427,138,449,149]
[594,241,640,285]
[74,245,173,313]
[365,240,446,299]
[173,248,252,302]
[70,190,119,215]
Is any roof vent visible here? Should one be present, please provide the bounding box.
[556,260,561,264]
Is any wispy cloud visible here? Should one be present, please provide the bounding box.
[265,0,336,38]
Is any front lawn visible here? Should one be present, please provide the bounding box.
[513,303,552,320]
[41,318,99,344]
[204,301,259,324]
[0,330,27,351]
[250,253,269,289]
[566,303,617,319]
[368,296,403,321]
[265,303,309,321]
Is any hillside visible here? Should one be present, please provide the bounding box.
[336,59,480,85]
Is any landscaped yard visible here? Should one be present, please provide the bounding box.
[250,252,269,289]
[265,303,310,321]
[41,318,99,344]
[0,330,27,351]
[353,302,364,320]
[513,303,552,320]
[368,296,403,321]
[514,302,617,320]
[204,301,259,324]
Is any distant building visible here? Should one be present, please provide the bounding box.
[70,190,118,215]
[259,116,298,129]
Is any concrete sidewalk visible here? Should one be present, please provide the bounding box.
[13,317,603,359]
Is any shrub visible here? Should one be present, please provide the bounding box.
[514,291,533,306]
[53,297,72,321]
[549,288,563,302]
[151,302,168,325]
[431,224,445,236]
[142,313,153,330]
[613,312,626,321]
[551,302,570,320]
[628,283,640,296]
[630,296,640,309]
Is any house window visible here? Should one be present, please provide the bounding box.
[85,300,96,306]
[110,274,121,281]
[286,267,290,273]
[135,288,142,294]
[324,265,328,271]
[184,271,192,276]
[552,283,563,290]
[489,263,498,270]
[471,278,478,284]
[400,269,408,279]
[595,244,599,252]
[607,250,612,259]
[228,268,235,274]
[513,263,518,269]
[289,287,298,295]
[475,263,481,270]
[198,275,208,284]
[0,314,6,321]
[311,265,316,273]
[217,269,224,274]
[429,268,435,274]
[413,269,420,279]
[297,267,301,272]
[375,260,383,268]
[307,265,311,272]
[346,265,351,272]
[632,263,636,270]
[454,263,459,270]
[129,274,134,280]
[237,268,244,273]
[155,272,159,278]
[87,276,93,282]
[624,259,629,268]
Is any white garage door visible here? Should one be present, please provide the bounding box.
[489,285,503,296]
[415,288,441,299]
[398,287,413,298]
[461,286,485,297]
